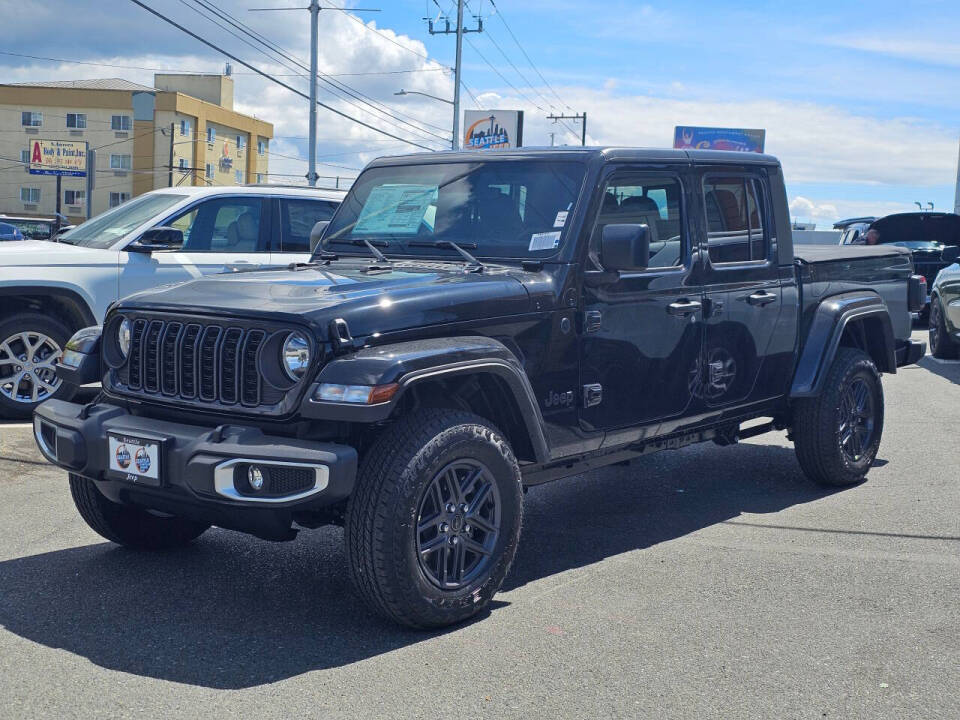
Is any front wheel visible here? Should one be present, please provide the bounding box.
[345,409,523,629]
[792,348,884,486]
[0,312,76,418]
[69,474,209,550]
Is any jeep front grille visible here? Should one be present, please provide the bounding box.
[116,316,281,410]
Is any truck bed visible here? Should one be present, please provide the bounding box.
[794,245,912,264]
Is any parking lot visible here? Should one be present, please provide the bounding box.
[0,328,957,719]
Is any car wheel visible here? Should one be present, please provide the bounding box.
[69,474,210,549]
[0,312,77,418]
[345,408,523,629]
[929,296,958,360]
[792,348,884,487]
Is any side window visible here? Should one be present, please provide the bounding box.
[279,198,337,252]
[165,198,266,253]
[703,175,768,263]
[590,173,685,270]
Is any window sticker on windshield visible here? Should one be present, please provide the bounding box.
[553,211,568,228]
[354,184,437,235]
[529,230,561,251]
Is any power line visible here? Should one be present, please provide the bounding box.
[125,0,437,151]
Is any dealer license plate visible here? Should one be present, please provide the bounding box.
[107,433,161,486]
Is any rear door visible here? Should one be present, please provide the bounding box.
[579,167,705,433]
[270,197,340,265]
[695,168,789,408]
[119,195,270,298]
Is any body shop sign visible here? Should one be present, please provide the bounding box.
[673,126,765,153]
[29,139,88,176]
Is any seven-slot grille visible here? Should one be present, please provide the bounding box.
[123,317,269,407]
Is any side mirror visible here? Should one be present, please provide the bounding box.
[128,226,184,253]
[941,245,960,264]
[309,220,330,252]
[600,223,650,271]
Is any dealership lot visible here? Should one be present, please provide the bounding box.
[0,329,957,719]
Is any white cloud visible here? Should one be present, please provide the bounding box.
[824,35,960,68]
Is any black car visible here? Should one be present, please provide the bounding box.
[35,148,925,629]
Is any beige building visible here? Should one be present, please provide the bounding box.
[0,74,272,223]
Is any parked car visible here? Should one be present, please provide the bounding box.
[35,148,925,629]
[0,221,24,241]
[928,245,960,358]
[0,215,61,241]
[834,216,877,246]
[840,212,960,318]
[0,185,345,416]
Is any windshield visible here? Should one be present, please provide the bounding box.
[59,193,187,249]
[319,160,585,260]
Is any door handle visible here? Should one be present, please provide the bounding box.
[666,299,702,317]
[746,291,777,306]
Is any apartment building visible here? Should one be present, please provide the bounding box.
[0,73,273,222]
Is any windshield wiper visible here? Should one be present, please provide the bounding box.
[327,238,393,267]
[409,240,485,272]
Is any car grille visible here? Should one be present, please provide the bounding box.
[115,315,285,410]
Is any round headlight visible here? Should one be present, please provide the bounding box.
[118,318,132,358]
[282,332,311,381]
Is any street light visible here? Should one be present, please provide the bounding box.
[394,89,454,106]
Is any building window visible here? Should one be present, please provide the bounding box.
[236,135,245,151]
[207,127,216,143]
[20,187,41,204]
[257,139,266,156]
[180,119,191,136]
[66,113,87,129]
[20,149,30,164]
[109,192,130,208]
[21,111,42,127]
[178,158,187,171]
[111,115,132,131]
[205,163,214,179]
[64,190,85,205]
[235,169,243,184]
[110,154,132,171]
[256,173,263,184]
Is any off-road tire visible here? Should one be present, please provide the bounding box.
[929,296,958,359]
[345,409,523,629]
[0,311,77,418]
[793,347,884,486]
[69,474,209,549]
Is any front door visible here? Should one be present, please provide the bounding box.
[579,168,704,434]
[119,195,270,299]
[696,168,787,408]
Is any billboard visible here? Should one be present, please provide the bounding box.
[463,110,524,150]
[28,139,88,177]
[673,126,765,153]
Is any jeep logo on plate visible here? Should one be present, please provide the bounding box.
[543,390,574,408]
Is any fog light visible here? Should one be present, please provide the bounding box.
[247,466,265,491]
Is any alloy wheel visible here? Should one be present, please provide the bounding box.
[929,300,941,351]
[415,459,501,591]
[837,377,874,463]
[0,331,63,404]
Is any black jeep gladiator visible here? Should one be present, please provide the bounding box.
[35,148,926,629]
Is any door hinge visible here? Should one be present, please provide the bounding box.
[583,310,602,333]
[582,383,602,408]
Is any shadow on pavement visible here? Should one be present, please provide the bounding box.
[0,442,838,689]
[916,355,960,385]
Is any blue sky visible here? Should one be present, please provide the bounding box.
[3,0,959,224]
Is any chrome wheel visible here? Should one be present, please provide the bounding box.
[0,331,63,404]
[415,459,501,591]
[837,377,875,463]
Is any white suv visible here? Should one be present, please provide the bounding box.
[0,184,345,417]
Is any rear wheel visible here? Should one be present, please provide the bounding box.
[0,312,76,418]
[345,409,523,629]
[929,296,958,359]
[793,348,884,486]
[69,474,209,550]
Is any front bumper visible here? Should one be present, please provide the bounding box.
[895,338,926,367]
[33,399,357,540]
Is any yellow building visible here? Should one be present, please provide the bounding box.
[0,74,273,223]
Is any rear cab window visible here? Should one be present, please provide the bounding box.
[702,174,770,264]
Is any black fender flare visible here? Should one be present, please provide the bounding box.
[300,336,551,463]
[791,290,896,398]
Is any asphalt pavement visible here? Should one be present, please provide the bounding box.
[0,329,957,719]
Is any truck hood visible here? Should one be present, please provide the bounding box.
[872,213,960,248]
[0,239,117,267]
[117,259,541,338]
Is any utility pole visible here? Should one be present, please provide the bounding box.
[547,112,587,146]
[307,0,319,186]
[85,148,95,220]
[167,122,175,187]
[954,136,960,215]
[427,0,482,150]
